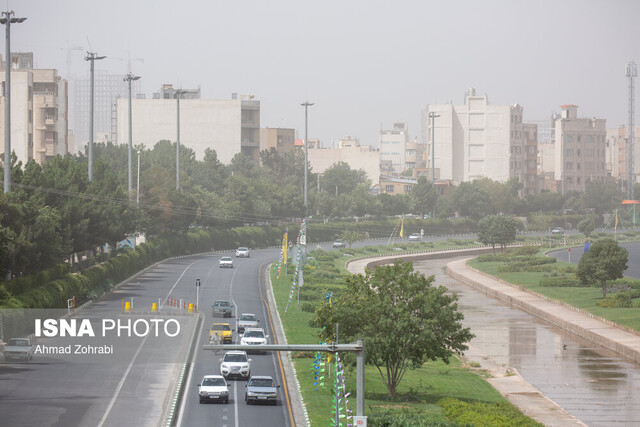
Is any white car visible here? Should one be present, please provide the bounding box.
[235,247,250,257]
[220,351,252,379]
[198,375,231,404]
[219,256,234,268]
[241,328,269,354]
[237,313,260,333]
[408,233,422,242]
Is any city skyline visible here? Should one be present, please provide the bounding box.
[10,0,640,147]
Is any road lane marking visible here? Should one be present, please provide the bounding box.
[175,317,204,427]
[160,260,201,310]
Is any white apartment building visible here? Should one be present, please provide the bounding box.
[552,105,607,193]
[379,123,408,175]
[0,53,68,166]
[308,135,380,184]
[116,92,260,163]
[424,89,537,187]
[606,125,640,185]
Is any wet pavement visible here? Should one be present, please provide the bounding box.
[414,256,640,427]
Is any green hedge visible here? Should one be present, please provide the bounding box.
[438,397,542,427]
[539,276,581,287]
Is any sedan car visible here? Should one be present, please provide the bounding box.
[235,247,250,257]
[240,328,269,354]
[212,300,234,317]
[551,227,565,235]
[408,233,422,242]
[198,375,231,403]
[237,313,259,334]
[332,239,346,248]
[219,256,234,268]
[245,376,280,405]
[209,323,233,343]
[220,351,252,379]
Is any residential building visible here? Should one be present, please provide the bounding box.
[260,127,295,153]
[0,53,68,166]
[537,141,557,192]
[424,89,538,189]
[379,123,408,175]
[379,175,453,197]
[74,70,142,147]
[552,105,607,193]
[308,135,379,184]
[153,84,200,100]
[116,91,260,163]
[606,125,640,186]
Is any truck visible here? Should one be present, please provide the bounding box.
[3,337,35,361]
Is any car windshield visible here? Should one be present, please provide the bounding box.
[9,339,28,346]
[249,378,275,387]
[238,247,248,251]
[240,314,256,321]
[215,301,231,307]
[212,324,231,331]
[224,353,247,362]
[244,330,264,338]
[202,378,225,387]
[220,257,231,261]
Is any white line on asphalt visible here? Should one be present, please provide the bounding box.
[160,260,200,310]
[175,318,204,427]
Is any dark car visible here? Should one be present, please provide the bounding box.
[212,300,234,317]
[245,376,280,405]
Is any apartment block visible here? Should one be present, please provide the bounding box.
[606,125,640,185]
[552,105,607,192]
[424,89,538,189]
[379,123,408,175]
[308,135,380,184]
[260,127,296,153]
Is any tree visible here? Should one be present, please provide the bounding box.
[576,239,628,298]
[315,261,473,398]
[320,162,369,196]
[577,215,597,239]
[339,229,365,248]
[411,176,437,217]
[451,180,492,218]
[477,215,520,254]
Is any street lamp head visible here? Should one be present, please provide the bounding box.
[301,101,314,107]
[85,52,106,61]
[124,73,141,82]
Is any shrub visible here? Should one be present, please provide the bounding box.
[539,276,581,287]
[300,302,317,313]
[512,245,540,256]
[438,397,542,427]
[597,292,633,308]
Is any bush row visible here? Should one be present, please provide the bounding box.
[438,397,542,427]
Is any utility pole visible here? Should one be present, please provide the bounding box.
[124,73,141,194]
[429,111,440,183]
[1,10,26,193]
[175,89,187,191]
[136,150,141,205]
[627,62,637,200]
[85,51,106,182]
[301,101,314,214]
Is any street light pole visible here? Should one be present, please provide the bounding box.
[429,112,440,183]
[85,51,106,182]
[1,11,26,193]
[124,73,141,194]
[301,101,314,214]
[175,89,187,191]
[136,150,141,205]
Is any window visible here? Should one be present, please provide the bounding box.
[577,163,581,170]
[385,185,394,193]
[577,149,581,157]
[585,135,594,143]
[565,162,573,169]
[565,135,573,143]
[404,185,413,192]
[586,162,594,170]
[566,149,573,157]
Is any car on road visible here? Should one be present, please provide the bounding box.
[237,313,259,333]
[235,247,250,257]
[245,376,280,405]
[220,351,252,379]
[209,323,233,343]
[3,338,34,361]
[240,328,269,353]
[219,256,234,268]
[332,239,346,248]
[212,300,234,317]
[198,375,231,403]
[408,233,422,242]
[551,227,565,235]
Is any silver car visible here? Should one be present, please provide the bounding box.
[235,247,250,257]
[245,376,280,405]
[237,313,259,333]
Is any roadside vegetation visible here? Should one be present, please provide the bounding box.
[272,242,543,426]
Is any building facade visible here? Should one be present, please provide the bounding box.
[308,136,380,184]
[606,125,640,187]
[0,53,68,166]
[379,123,408,175]
[424,89,538,189]
[552,105,607,193]
[116,92,260,163]
[260,127,296,153]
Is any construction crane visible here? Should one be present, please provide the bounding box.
[110,52,144,73]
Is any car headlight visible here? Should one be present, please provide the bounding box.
[221,390,229,395]
[221,363,228,369]
[199,390,208,396]
[247,392,257,397]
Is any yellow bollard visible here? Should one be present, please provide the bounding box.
[188,303,194,313]
[124,301,131,312]
[152,302,158,312]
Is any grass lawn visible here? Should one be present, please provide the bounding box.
[271,240,544,426]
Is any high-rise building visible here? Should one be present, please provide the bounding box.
[606,125,640,186]
[0,53,68,166]
[552,105,607,193]
[379,122,408,175]
[424,89,538,188]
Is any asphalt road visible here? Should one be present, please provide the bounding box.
[549,242,640,279]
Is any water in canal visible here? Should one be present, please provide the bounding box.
[414,256,640,427]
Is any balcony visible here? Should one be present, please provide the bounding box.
[241,120,259,128]
[241,100,260,110]
[241,139,259,147]
[45,116,56,126]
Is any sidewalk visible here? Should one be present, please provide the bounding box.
[346,251,587,427]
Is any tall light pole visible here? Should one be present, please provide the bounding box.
[124,73,140,193]
[1,11,26,193]
[301,101,314,213]
[175,89,187,191]
[429,112,440,183]
[136,150,141,205]
[626,62,637,200]
[85,51,106,182]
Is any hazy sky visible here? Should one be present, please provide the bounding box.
[10,0,640,148]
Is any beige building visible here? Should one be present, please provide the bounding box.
[260,127,295,153]
[0,54,68,166]
[308,135,380,184]
[116,92,260,163]
[552,105,607,193]
[606,125,640,185]
[537,141,557,191]
[380,123,409,175]
[425,89,537,188]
